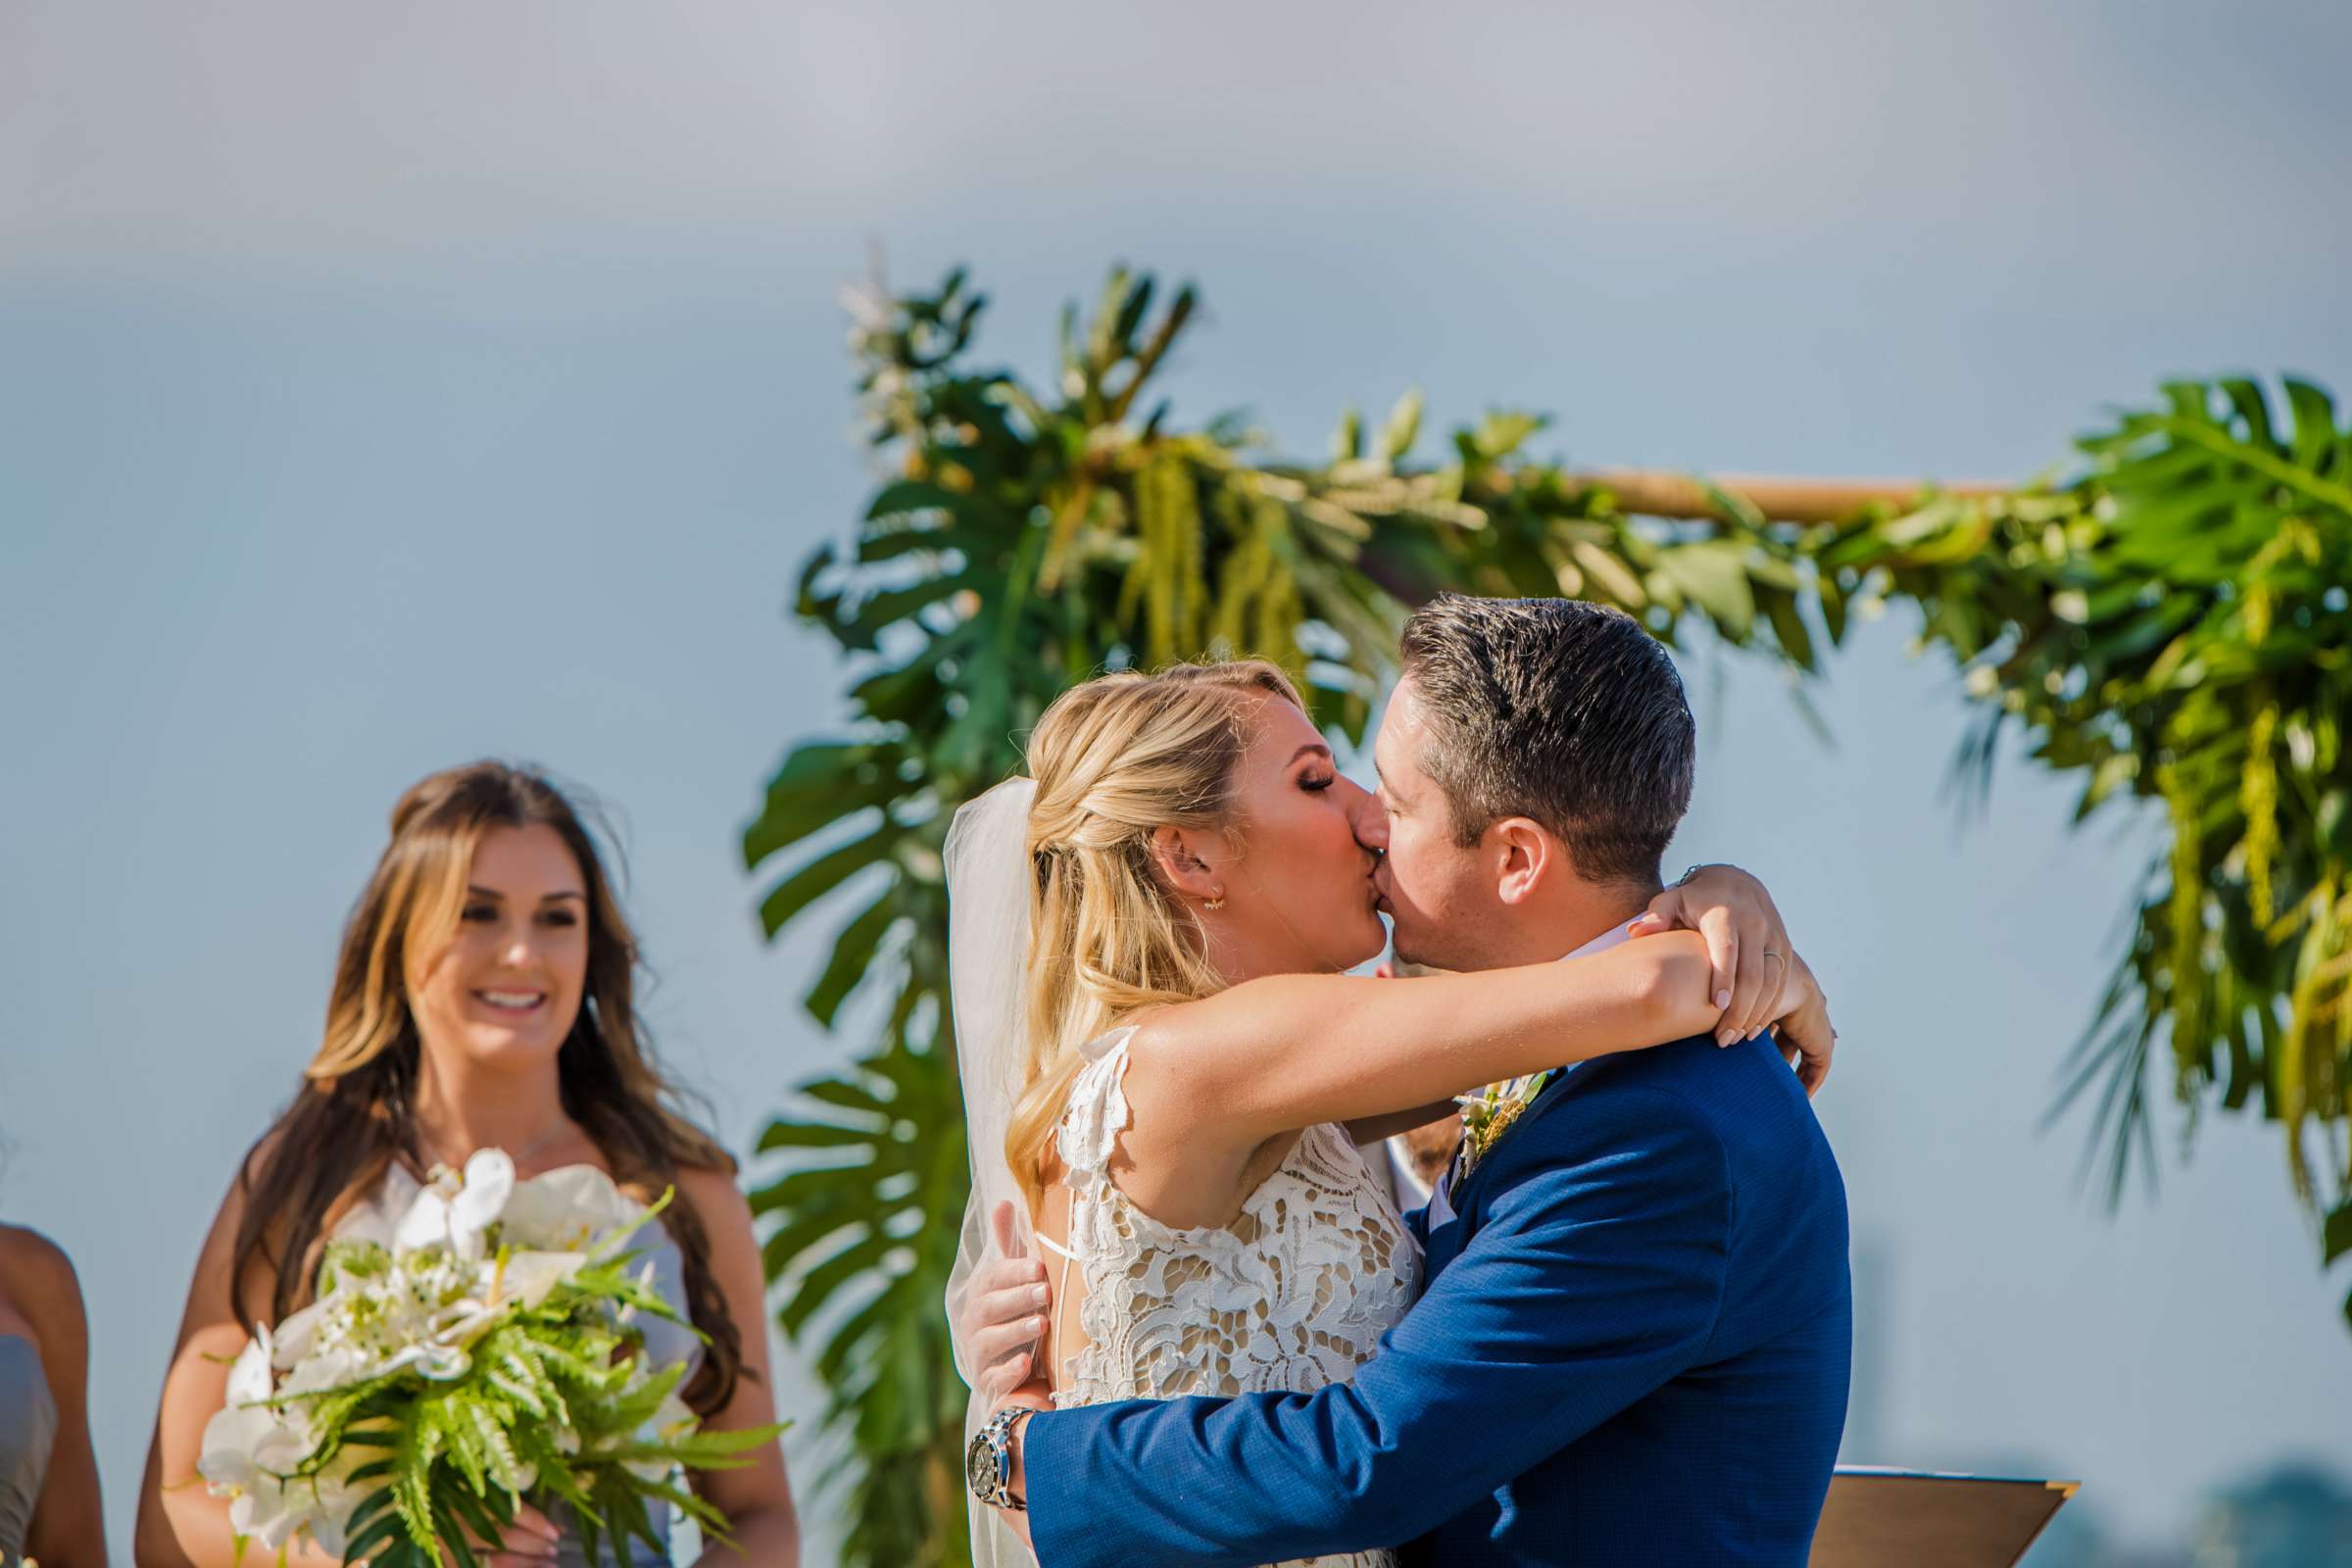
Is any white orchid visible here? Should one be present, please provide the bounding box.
[200,1327,307,1476]
[294,1443,374,1557]
[279,1343,368,1397]
[498,1249,590,1309]
[392,1147,516,1261]
[224,1468,308,1550]
[198,1321,336,1550]
[499,1162,645,1253]
[269,1297,330,1368]
[230,1431,373,1556]
[226,1323,275,1404]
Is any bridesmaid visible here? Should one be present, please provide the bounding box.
[136,762,799,1567]
[0,1222,106,1567]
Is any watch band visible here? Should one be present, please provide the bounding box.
[972,1405,1035,1511]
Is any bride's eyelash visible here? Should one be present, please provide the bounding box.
[1300,773,1335,792]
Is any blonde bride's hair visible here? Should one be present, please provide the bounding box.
[1004,660,1306,1213]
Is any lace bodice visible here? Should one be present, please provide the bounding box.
[1044,1027,1420,1568]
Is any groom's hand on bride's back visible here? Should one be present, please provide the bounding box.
[957,1200,1052,1399]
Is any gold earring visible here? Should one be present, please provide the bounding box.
[1204,891,1226,911]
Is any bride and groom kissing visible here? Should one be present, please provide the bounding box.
[947,594,1848,1568]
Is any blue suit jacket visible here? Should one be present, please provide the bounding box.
[1023,1033,1852,1566]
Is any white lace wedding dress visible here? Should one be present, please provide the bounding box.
[1036,1026,1422,1568]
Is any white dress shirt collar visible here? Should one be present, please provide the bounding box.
[1558,916,1639,964]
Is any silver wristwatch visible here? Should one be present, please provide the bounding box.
[966,1404,1035,1511]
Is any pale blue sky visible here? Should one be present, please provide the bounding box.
[4,2,2350,1560]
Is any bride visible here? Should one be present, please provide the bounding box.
[945,659,1829,1568]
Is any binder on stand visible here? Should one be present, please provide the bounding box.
[1810,1467,2081,1567]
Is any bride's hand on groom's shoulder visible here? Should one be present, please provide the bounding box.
[1627,863,1836,1096]
[1627,862,1790,1042]
[957,1201,1052,1400]
[1763,949,1836,1097]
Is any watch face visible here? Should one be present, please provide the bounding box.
[967,1430,998,1496]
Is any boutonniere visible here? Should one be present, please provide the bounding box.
[1454,1068,1557,1184]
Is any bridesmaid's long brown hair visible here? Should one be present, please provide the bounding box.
[228,761,746,1413]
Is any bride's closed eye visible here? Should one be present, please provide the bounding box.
[1298,771,1335,793]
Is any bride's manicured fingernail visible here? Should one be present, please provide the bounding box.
[1027,1315,1047,1334]
[1716,1026,1740,1047]
[1029,1285,1050,1307]
[1714,990,1733,1009]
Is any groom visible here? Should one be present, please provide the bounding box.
[981,595,1850,1566]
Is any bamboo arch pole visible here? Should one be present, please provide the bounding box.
[1561,469,2012,524]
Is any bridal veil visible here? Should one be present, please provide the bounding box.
[943,774,1042,1567]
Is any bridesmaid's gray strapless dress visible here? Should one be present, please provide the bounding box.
[0,1335,56,1568]
[342,1166,705,1567]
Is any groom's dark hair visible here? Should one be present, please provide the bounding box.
[1397,595,1694,889]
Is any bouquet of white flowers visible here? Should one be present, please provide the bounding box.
[198,1149,782,1566]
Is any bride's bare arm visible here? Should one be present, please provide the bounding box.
[1126,931,1725,1149]
[1131,854,1842,1158]
[1335,862,1806,1147]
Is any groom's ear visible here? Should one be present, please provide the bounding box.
[1148,824,1224,901]
[1489,816,1564,906]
